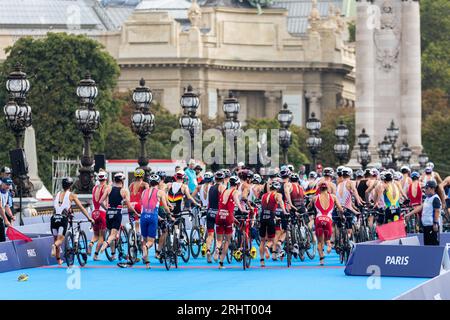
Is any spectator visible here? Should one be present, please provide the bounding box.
[184,159,198,194]
[0,178,15,242]
[408,180,441,245]
[0,167,14,221]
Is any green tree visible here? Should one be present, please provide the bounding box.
[0,33,120,187]
[422,111,450,177]
[421,0,450,93]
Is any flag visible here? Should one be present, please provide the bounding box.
[6,227,33,242]
[376,220,406,241]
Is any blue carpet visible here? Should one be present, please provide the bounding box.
[0,248,427,300]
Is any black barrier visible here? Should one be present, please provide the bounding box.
[0,241,20,272]
[345,239,450,278]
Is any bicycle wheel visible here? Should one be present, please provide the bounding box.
[226,238,234,264]
[305,226,316,260]
[128,231,138,263]
[339,229,346,264]
[118,227,129,261]
[76,231,88,266]
[190,227,201,259]
[179,224,190,263]
[244,235,251,270]
[173,235,179,269]
[64,231,75,267]
[163,234,172,271]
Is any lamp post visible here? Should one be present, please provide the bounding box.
[306,112,322,171]
[3,63,33,197]
[399,142,412,166]
[356,128,371,170]
[179,85,200,160]
[378,135,393,169]
[222,92,240,167]
[131,78,154,177]
[333,119,350,165]
[74,72,99,194]
[386,120,400,169]
[418,152,429,170]
[278,103,293,165]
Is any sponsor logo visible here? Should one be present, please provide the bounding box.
[27,249,37,258]
[385,256,409,266]
[0,253,8,262]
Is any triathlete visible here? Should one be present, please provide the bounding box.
[216,176,248,269]
[259,180,287,267]
[207,171,227,263]
[51,177,93,265]
[313,181,344,265]
[88,171,108,260]
[99,173,138,260]
[140,174,172,269]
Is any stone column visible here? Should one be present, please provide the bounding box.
[304,91,322,120]
[400,0,422,157]
[347,0,376,168]
[264,90,282,118]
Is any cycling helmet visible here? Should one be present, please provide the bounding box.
[379,171,386,181]
[229,176,241,186]
[309,171,318,179]
[336,166,345,177]
[370,168,379,177]
[411,171,420,180]
[114,172,126,182]
[222,169,232,178]
[62,177,74,189]
[251,174,262,184]
[355,169,364,178]
[323,167,334,177]
[156,171,167,179]
[238,169,252,181]
[134,168,145,178]
[97,171,108,181]
[270,181,282,191]
[1,167,11,174]
[279,168,291,179]
[214,171,225,180]
[364,168,372,177]
[342,167,353,177]
[400,166,411,174]
[426,162,434,170]
[394,171,403,181]
[289,173,300,182]
[267,168,277,179]
[148,174,161,184]
[425,166,433,174]
[203,171,214,182]
[287,164,294,172]
[384,171,393,181]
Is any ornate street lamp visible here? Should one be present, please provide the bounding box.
[306,112,322,170]
[386,120,399,145]
[334,119,350,165]
[357,149,372,170]
[180,85,200,160]
[357,128,371,170]
[222,92,241,167]
[3,63,33,198]
[74,72,99,194]
[418,152,429,169]
[278,103,293,165]
[399,142,412,165]
[131,79,154,177]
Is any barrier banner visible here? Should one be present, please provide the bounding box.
[345,243,448,278]
[395,270,450,299]
[376,220,406,241]
[0,241,20,273]
[13,237,52,269]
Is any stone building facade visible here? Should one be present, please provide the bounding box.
[0,0,356,126]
